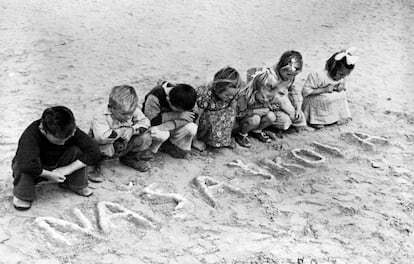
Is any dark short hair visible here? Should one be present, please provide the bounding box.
[41,106,76,139]
[325,51,355,78]
[213,66,242,94]
[169,83,197,111]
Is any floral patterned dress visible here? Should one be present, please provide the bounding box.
[196,84,238,148]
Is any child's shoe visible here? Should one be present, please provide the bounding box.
[160,141,190,159]
[119,155,150,172]
[136,149,155,161]
[88,166,104,183]
[13,195,31,210]
[309,124,324,129]
[234,132,251,148]
[249,131,271,143]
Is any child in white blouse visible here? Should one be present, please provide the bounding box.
[302,48,358,129]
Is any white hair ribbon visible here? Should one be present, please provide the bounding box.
[334,47,359,65]
[251,67,271,79]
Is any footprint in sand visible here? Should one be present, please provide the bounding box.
[193,176,244,208]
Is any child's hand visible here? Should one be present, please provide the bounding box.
[324,85,335,93]
[268,103,280,111]
[179,111,196,122]
[45,170,66,183]
[294,109,301,120]
[335,83,346,92]
[120,127,134,141]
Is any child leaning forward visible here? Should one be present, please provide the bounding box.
[193,66,242,151]
[12,106,101,210]
[234,68,286,148]
[143,81,198,159]
[90,85,167,176]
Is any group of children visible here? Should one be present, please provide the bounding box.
[11,48,358,210]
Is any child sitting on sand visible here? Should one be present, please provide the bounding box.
[246,50,306,131]
[143,81,198,159]
[192,66,242,151]
[12,106,101,210]
[302,48,358,129]
[90,85,167,176]
[234,69,286,148]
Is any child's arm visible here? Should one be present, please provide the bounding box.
[91,112,125,144]
[302,72,334,97]
[131,108,150,134]
[288,84,304,119]
[71,128,102,166]
[14,123,43,176]
[153,109,198,131]
[48,128,101,179]
[52,160,86,179]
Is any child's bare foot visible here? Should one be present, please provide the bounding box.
[192,139,207,151]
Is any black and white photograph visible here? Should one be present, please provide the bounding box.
[0,0,413,263]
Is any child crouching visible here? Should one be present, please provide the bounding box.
[193,66,242,151]
[235,69,287,148]
[12,106,101,210]
[90,85,166,175]
[143,81,198,159]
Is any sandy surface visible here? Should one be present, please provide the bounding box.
[0,0,414,263]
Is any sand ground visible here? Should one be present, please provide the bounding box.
[0,0,413,263]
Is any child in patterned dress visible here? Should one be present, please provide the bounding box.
[302,48,358,129]
[193,66,242,151]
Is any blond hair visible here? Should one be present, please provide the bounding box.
[108,85,138,112]
[240,68,279,106]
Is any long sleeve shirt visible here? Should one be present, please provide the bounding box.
[12,120,101,176]
[302,70,345,97]
[90,105,150,156]
[143,81,197,129]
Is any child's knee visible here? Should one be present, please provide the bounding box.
[184,122,198,136]
[264,111,276,123]
[129,133,152,151]
[246,115,261,126]
[153,130,170,142]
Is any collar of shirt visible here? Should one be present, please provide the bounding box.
[104,106,134,128]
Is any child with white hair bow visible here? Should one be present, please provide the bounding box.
[302,48,358,129]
